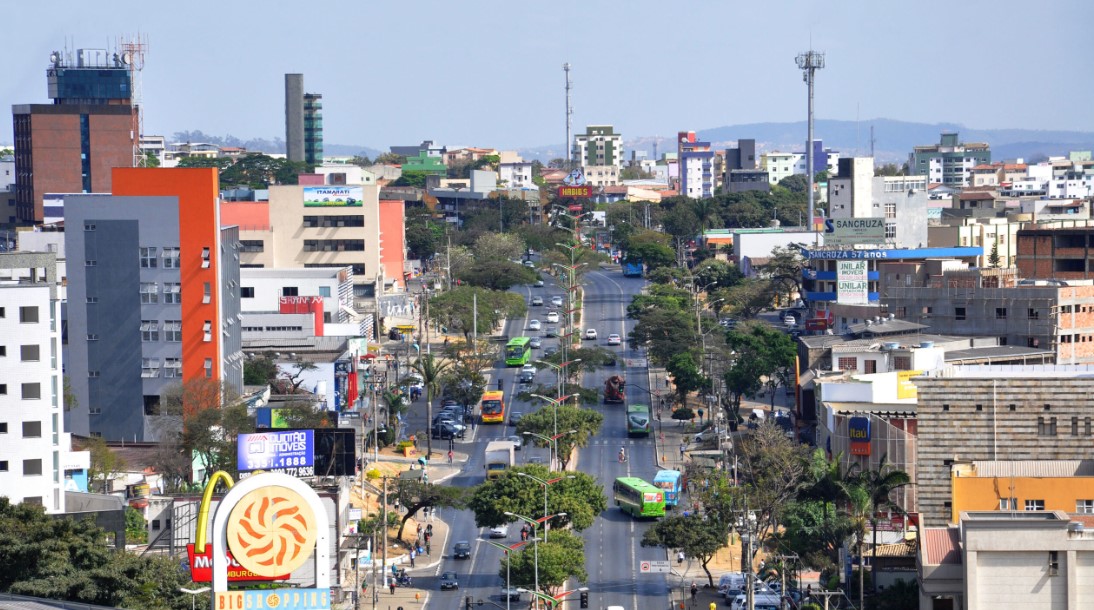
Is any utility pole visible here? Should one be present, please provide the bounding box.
[564,63,573,169]
[796,49,825,233]
[445,235,452,291]
[381,477,388,597]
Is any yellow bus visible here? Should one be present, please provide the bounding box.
[480,390,506,424]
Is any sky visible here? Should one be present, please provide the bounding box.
[4,1,1093,153]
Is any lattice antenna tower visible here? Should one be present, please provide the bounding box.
[564,63,573,169]
[795,49,825,232]
[120,35,148,166]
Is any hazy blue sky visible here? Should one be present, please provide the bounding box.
[4,1,1092,152]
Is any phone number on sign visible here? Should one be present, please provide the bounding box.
[239,466,315,479]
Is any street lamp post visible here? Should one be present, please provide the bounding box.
[483,539,530,610]
[179,587,210,610]
[517,472,575,541]
[505,511,567,597]
[534,359,582,403]
[523,430,577,473]
[530,393,576,438]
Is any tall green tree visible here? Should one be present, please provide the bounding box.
[515,404,603,470]
[428,286,527,342]
[467,463,606,531]
[410,353,453,458]
[641,513,728,588]
[855,454,911,596]
[666,352,708,407]
[390,477,467,540]
[503,529,588,598]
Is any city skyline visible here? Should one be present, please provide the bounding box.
[3,0,1093,152]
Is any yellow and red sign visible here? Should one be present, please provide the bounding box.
[558,185,591,198]
[186,543,288,582]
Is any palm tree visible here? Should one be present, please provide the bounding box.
[802,450,854,526]
[410,353,452,459]
[857,455,911,596]
[845,485,871,610]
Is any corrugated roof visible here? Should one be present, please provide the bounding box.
[822,402,917,416]
[972,460,1094,478]
[873,539,917,557]
[846,319,928,335]
[922,527,961,565]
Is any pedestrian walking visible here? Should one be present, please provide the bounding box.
[471,415,477,430]
[679,443,686,459]
[690,582,698,605]
[425,541,431,555]
[389,580,396,595]
[677,550,685,564]
[448,450,454,464]
[409,548,415,567]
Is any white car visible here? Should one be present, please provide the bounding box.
[546,311,559,323]
[489,525,508,539]
[534,280,545,287]
[607,333,621,346]
[783,315,796,328]
[521,364,537,376]
[551,296,564,307]
[529,319,542,331]
[531,296,543,306]
[584,328,598,340]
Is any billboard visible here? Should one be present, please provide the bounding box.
[186,543,288,582]
[303,186,363,207]
[558,185,592,198]
[824,218,886,246]
[897,370,922,399]
[237,430,314,476]
[836,260,868,305]
[848,417,871,456]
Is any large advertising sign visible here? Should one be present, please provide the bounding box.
[237,430,314,476]
[848,416,871,456]
[837,260,868,305]
[303,186,363,207]
[897,370,922,399]
[558,185,592,198]
[186,543,288,582]
[824,218,886,246]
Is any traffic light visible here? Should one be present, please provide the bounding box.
[579,591,589,608]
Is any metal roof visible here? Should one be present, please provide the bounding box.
[971,460,1094,478]
[921,527,962,565]
[822,402,917,417]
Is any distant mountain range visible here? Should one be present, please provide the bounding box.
[178,118,1094,167]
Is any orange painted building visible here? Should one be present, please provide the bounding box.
[951,460,1094,523]
[378,199,406,289]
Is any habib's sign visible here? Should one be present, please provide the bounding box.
[558,185,592,198]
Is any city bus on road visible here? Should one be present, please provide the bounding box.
[626,404,652,437]
[653,469,685,508]
[613,477,665,518]
[480,390,506,424]
[505,337,532,367]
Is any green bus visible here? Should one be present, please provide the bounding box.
[626,404,652,437]
[613,477,665,518]
[505,336,532,367]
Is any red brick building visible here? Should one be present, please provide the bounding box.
[1016,224,1094,281]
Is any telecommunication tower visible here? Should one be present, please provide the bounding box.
[795,49,825,232]
[119,35,148,166]
[564,63,573,169]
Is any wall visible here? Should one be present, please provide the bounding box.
[952,473,1094,522]
[378,200,406,290]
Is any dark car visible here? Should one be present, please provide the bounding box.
[432,422,465,440]
[453,541,471,559]
[502,587,521,602]
[518,369,535,383]
[508,411,524,426]
[439,571,459,590]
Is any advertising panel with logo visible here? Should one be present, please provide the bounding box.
[848,416,871,456]
[303,186,363,207]
[897,370,921,399]
[824,218,886,246]
[837,260,869,305]
[238,430,314,477]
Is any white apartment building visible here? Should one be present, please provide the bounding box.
[0,252,87,513]
[17,229,67,301]
[239,267,368,338]
[762,151,801,185]
[929,217,1021,268]
[499,161,535,189]
[573,125,624,172]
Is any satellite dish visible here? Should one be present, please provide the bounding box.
[122,52,133,65]
[49,51,60,65]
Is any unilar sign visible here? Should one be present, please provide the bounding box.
[848,417,872,456]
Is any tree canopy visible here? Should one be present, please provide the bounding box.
[515,404,604,470]
[641,513,728,588]
[467,463,605,531]
[428,286,526,341]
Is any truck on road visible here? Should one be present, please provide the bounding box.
[604,375,626,403]
[484,440,516,479]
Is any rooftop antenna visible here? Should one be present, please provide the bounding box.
[796,48,825,234]
[564,63,573,169]
[119,34,148,167]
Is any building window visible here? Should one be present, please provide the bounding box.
[141,358,160,378]
[1024,499,1045,511]
[19,306,39,323]
[1086,417,1092,436]
[23,459,42,476]
[885,222,897,239]
[239,240,265,252]
[164,283,181,304]
[140,282,159,304]
[283,287,299,297]
[140,247,158,268]
[0,461,6,472]
[837,357,856,371]
[1038,416,1057,436]
[1077,500,1094,514]
[22,383,41,400]
[0,385,5,395]
[319,286,331,298]
[1000,498,1018,510]
[955,307,966,321]
[22,421,42,438]
[241,287,255,298]
[1074,416,1080,436]
[203,282,211,304]
[162,247,180,269]
[996,307,1007,319]
[164,320,182,342]
[141,320,159,342]
[164,358,182,378]
[1028,308,1040,320]
[16,343,42,365]
[204,358,213,378]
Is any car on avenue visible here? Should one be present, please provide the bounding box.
[531,296,543,306]
[607,333,621,345]
[551,296,564,307]
[529,319,542,331]
[453,541,472,559]
[584,328,598,340]
[534,280,545,287]
[508,411,524,426]
[529,336,542,349]
[507,435,524,450]
[489,525,508,538]
[439,571,460,590]
[546,311,560,323]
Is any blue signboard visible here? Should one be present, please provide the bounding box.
[849,417,872,456]
[215,588,330,610]
[238,430,314,473]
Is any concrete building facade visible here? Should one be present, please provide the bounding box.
[64,168,243,441]
[285,74,323,166]
[914,366,1094,527]
[1016,224,1094,281]
[573,125,623,171]
[909,132,991,187]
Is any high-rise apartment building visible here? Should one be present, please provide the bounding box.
[678,131,715,199]
[285,74,323,166]
[0,251,88,513]
[909,132,991,187]
[12,47,138,224]
[573,125,623,186]
[64,168,243,441]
